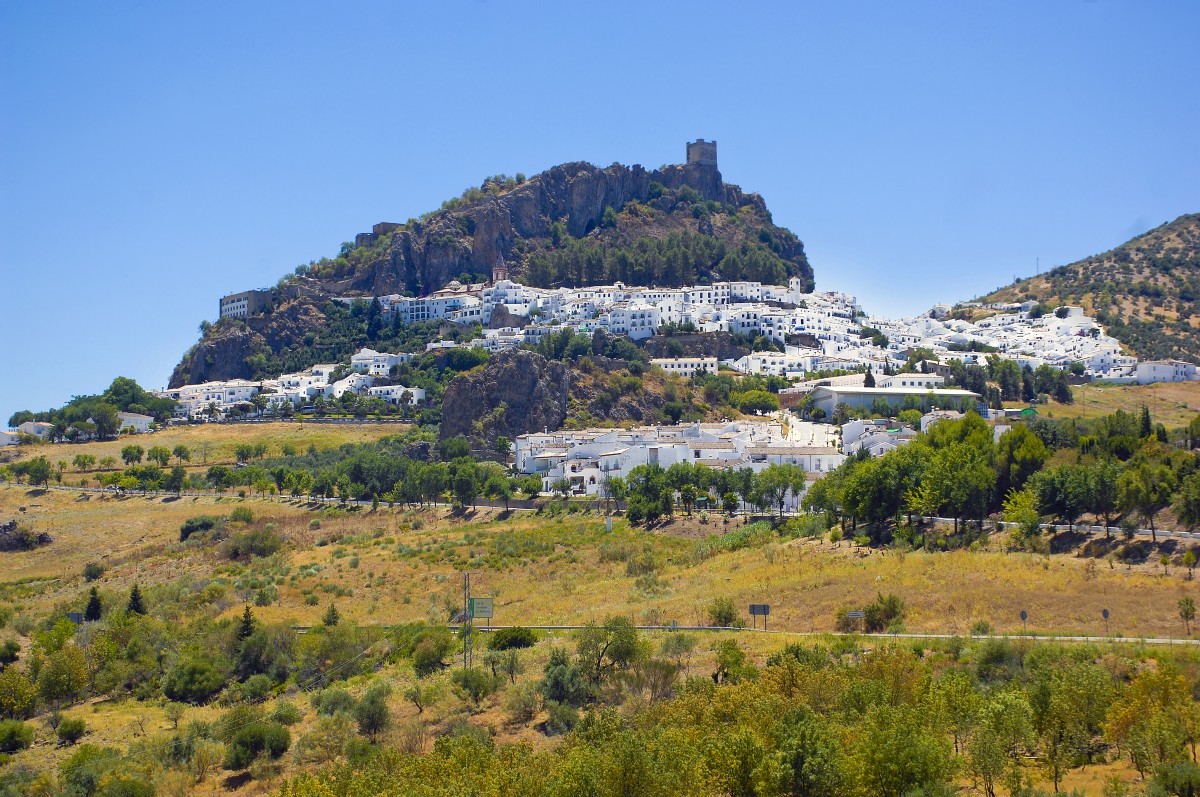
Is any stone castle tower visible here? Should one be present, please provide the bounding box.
[686,139,718,169]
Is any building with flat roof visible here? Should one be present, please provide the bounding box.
[219,289,271,320]
[809,385,980,416]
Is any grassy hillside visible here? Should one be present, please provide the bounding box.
[1035,380,1200,429]
[979,213,1200,361]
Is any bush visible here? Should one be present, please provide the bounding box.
[163,655,227,704]
[504,682,540,725]
[223,722,289,770]
[0,720,32,753]
[224,528,283,559]
[240,674,272,702]
[708,596,744,628]
[56,717,87,745]
[488,626,539,651]
[411,627,455,676]
[230,506,254,524]
[451,667,498,706]
[544,701,578,736]
[180,515,220,542]
[82,563,105,582]
[314,688,356,717]
[270,700,303,726]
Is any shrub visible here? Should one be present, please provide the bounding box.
[708,596,744,628]
[224,528,283,559]
[223,722,289,770]
[82,563,105,582]
[163,655,227,704]
[411,627,455,676]
[230,506,255,524]
[314,688,356,717]
[180,515,220,542]
[0,720,32,753]
[970,619,993,637]
[451,667,498,707]
[488,626,538,651]
[544,701,578,736]
[504,682,540,725]
[270,700,302,726]
[240,674,272,702]
[57,717,87,745]
[353,682,392,739]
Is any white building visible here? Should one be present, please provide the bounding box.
[117,412,154,434]
[17,421,54,439]
[1136,360,1198,385]
[651,357,718,378]
[366,385,426,405]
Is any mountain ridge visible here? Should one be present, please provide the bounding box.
[975,213,1200,361]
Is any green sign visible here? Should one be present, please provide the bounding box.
[468,597,494,619]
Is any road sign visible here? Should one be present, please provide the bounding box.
[749,604,770,616]
[468,597,493,619]
[1020,610,1028,622]
[847,611,865,619]
[1102,608,1110,619]
[64,612,83,625]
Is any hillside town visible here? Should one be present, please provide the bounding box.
[223,271,1194,385]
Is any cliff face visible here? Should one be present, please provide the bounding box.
[171,300,327,387]
[439,350,571,446]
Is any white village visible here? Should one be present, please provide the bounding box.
[14,268,1174,498]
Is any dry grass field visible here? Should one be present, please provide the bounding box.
[0,421,410,480]
[1039,380,1200,429]
[5,485,1197,794]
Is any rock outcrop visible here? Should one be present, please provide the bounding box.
[321,159,807,297]
[439,350,570,446]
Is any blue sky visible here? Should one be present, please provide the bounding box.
[2,1,1197,422]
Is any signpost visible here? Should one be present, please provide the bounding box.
[469,597,494,625]
[847,610,865,635]
[1102,608,1110,638]
[749,604,770,630]
[1020,609,1028,637]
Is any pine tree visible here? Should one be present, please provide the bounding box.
[237,605,256,641]
[322,603,340,627]
[1140,406,1153,439]
[864,369,876,388]
[127,583,146,616]
[84,587,101,622]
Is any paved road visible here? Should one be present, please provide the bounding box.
[286,623,1200,646]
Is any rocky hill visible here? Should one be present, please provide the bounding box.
[977,213,1200,361]
[171,146,814,387]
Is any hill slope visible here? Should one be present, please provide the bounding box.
[978,213,1200,361]
[172,155,813,386]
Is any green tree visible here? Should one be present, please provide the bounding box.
[1181,597,1196,636]
[172,444,191,464]
[1176,472,1200,530]
[1119,462,1177,540]
[576,616,641,684]
[968,690,1034,797]
[852,704,952,797]
[146,446,171,467]
[84,587,102,622]
[322,603,340,627]
[352,682,392,741]
[739,389,780,415]
[237,605,256,641]
[120,445,144,465]
[126,583,146,616]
